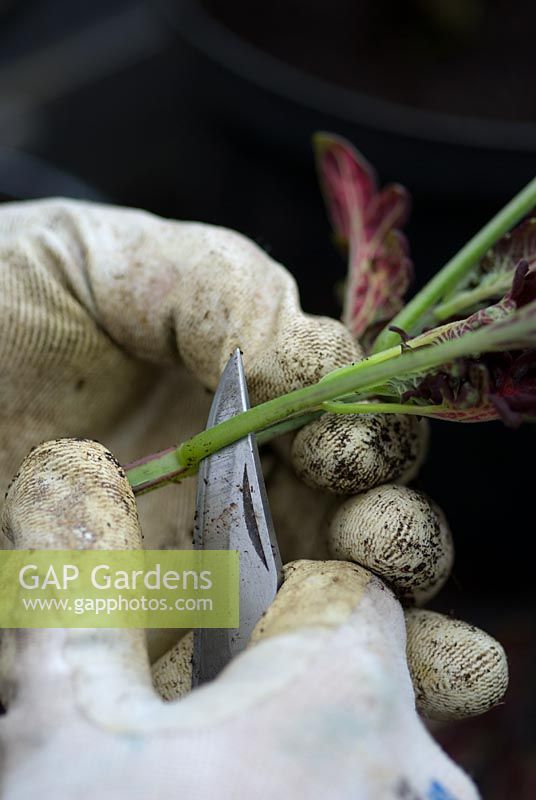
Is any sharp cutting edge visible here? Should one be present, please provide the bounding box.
[191,349,282,686]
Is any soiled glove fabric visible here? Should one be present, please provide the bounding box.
[0,200,508,799]
[1,439,481,800]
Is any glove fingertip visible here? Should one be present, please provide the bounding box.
[405,608,508,721]
[290,413,427,496]
[328,484,454,605]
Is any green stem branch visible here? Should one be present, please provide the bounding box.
[433,277,512,321]
[126,304,525,493]
[371,176,536,353]
[321,400,448,416]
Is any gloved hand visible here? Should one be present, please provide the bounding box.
[0,200,507,798]
[1,438,483,800]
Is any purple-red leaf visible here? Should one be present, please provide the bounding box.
[314,132,412,346]
[481,217,536,276]
[398,350,536,426]
[385,264,536,425]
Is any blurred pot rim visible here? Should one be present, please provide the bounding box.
[161,0,536,153]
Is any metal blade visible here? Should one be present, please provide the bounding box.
[192,349,282,686]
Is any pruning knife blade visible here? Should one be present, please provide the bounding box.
[191,348,282,686]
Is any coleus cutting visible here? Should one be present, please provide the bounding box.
[314,133,536,426]
[126,134,536,494]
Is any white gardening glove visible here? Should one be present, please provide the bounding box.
[0,200,507,796]
[1,438,482,800]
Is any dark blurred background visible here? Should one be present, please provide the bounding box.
[1,0,535,794]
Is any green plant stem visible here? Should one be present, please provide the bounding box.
[126,305,529,493]
[125,448,196,495]
[433,277,511,321]
[126,347,405,491]
[321,400,447,416]
[126,350,405,492]
[371,176,536,354]
[176,305,530,465]
[255,411,323,445]
[125,415,326,495]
